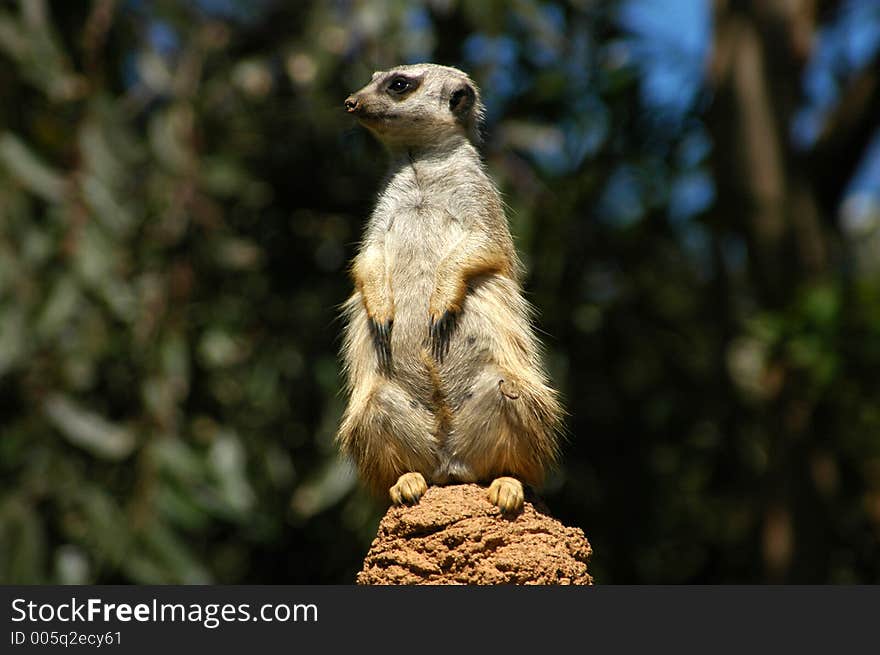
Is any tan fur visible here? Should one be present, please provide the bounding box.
[337,64,562,512]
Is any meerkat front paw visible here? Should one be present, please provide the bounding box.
[368,317,393,373]
[487,476,524,514]
[358,282,394,373]
[429,309,458,361]
[389,472,428,505]
[428,280,464,362]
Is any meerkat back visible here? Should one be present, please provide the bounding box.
[337,63,562,513]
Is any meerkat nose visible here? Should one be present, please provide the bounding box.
[344,96,360,113]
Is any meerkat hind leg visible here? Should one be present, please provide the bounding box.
[487,476,524,514]
[390,472,428,505]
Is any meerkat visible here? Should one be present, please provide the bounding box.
[337,63,562,513]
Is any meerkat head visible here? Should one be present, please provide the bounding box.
[344,63,485,150]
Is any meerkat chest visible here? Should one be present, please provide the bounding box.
[379,175,468,260]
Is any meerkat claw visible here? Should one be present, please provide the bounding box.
[390,472,428,505]
[369,318,393,373]
[430,310,456,362]
[488,476,524,514]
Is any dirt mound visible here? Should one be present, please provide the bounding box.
[357,483,593,585]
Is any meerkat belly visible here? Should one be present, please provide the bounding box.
[385,205,460,397]
[440,276,527,408]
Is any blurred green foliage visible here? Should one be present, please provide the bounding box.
[1,0,879,584]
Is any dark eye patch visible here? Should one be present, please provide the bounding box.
[386,75,418,96]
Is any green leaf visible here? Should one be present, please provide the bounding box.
[43,393,137,460]
[37,276,82,338]
[290,459,356,519]
[0,499,47,583]
[125,523,211,584]
[207,431,255,516]
[71,487,130,566]
[54,544,91,584]
[0,133,65,201]
[0,305,26,376]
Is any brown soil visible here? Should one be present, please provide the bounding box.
[357,483,593,585]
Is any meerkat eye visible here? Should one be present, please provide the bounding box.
[387,77,412,94]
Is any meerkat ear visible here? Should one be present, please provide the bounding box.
[449,83,476,117]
